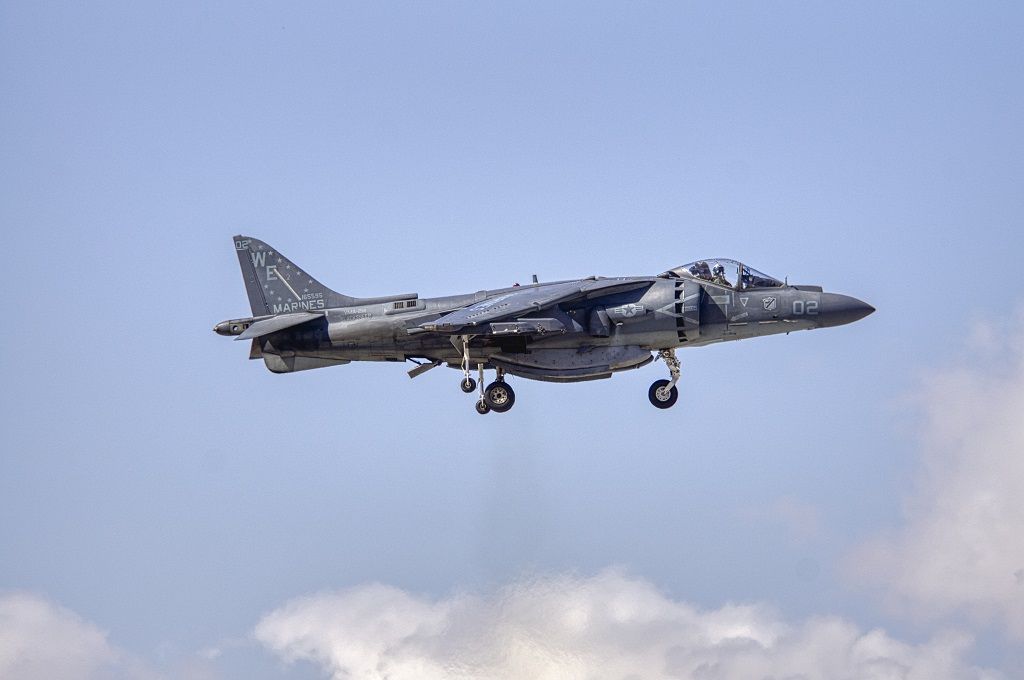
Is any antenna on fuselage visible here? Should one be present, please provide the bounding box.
[532,274,539,284]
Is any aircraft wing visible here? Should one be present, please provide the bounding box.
[418,278,655,333]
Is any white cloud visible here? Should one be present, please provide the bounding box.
[0,592,126,680]
[849,324,1024,638]
[254,570,1000,680]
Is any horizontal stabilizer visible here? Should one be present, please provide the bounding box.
[235,312,324,340]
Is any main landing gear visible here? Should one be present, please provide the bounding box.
[482,378,515,413]
[648,348,680,409]
[472,365,515,415]
[454,336,516,414]
[470,369,516,415]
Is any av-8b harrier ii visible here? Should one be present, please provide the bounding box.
[215,236,873,414]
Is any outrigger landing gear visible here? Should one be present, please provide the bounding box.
[455,335,476,393]
[648,348,680,409]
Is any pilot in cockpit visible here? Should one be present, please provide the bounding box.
[711,263,731,287]
[690,261,712,281]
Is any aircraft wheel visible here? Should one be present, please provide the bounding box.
[475,399,491,415]
[484,381,516,413]
[460,377,477,393]
[648,379,678,409]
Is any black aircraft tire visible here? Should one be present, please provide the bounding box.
[475,399,491,415]
[484,381,516,413]
[460,377,477,393]
[648,379,678,409]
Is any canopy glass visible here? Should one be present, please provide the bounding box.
[661,259,784,290]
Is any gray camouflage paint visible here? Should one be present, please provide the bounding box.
[215,236,873,395]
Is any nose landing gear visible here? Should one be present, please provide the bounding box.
[648,379,678,408]
[648,348,680,409]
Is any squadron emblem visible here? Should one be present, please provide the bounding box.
[762,297,777,311]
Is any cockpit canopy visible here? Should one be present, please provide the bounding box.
[660,259,784,290]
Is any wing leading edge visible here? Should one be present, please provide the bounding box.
[418,278,656,334]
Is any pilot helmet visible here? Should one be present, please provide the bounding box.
[712,263,725,276]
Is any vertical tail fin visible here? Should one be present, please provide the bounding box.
[233,235,353,315]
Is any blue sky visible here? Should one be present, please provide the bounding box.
[2,2,1022,678]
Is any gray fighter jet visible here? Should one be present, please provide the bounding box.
[215,236,873,413]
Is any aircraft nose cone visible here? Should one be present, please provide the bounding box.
[818,293,875,328]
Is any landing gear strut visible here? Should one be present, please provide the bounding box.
[451,337,517,415]
[648,348,680,409]
[455,335,476,393]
